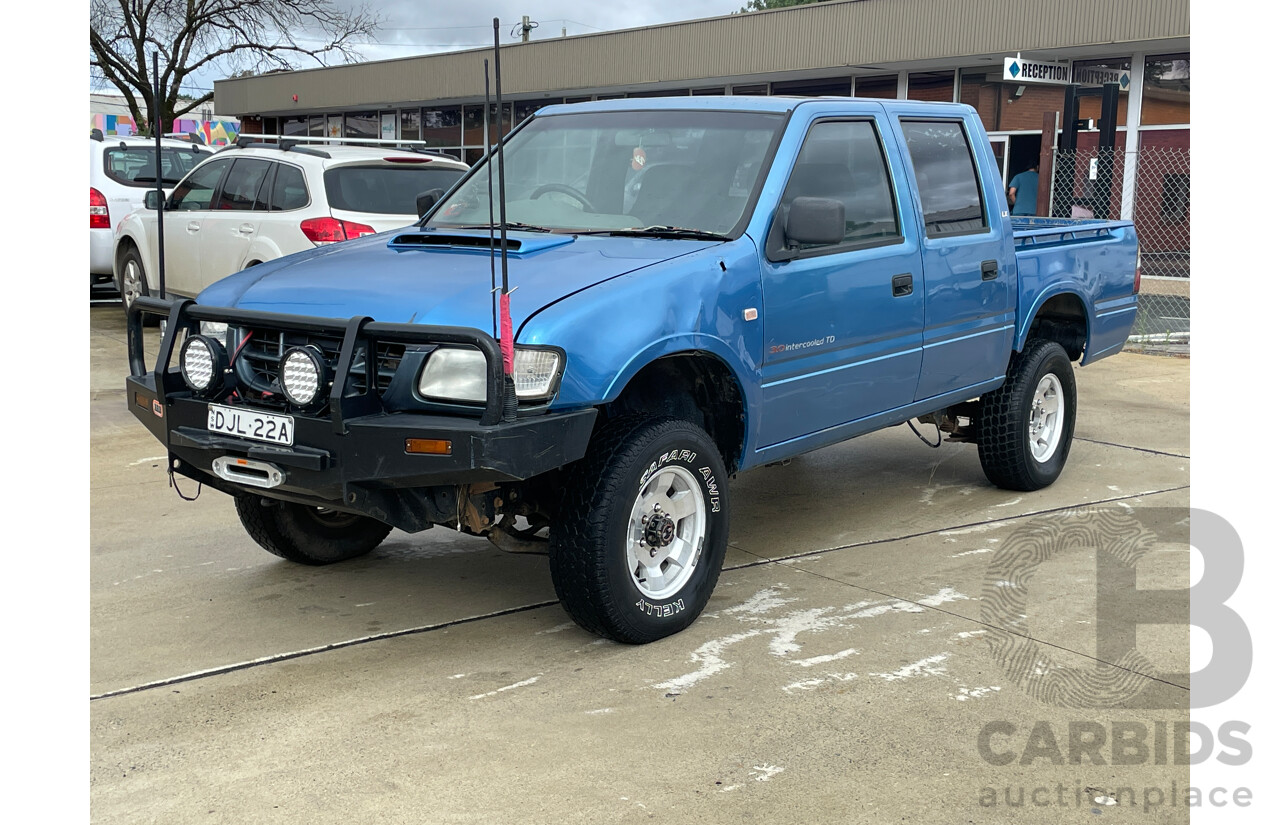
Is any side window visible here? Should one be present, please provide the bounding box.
[270,163,309,211]
[899,120,988,237]
[777,119,900,252]
[213,159,272,211]
[169,159,230,211]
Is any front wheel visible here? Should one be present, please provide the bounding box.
[234,494,392,565]
[549,416,730,644]
[977,339,1077,491]
[118,246,147,314]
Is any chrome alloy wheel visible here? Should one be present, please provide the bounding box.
[1028,373,1065,463]
[627,466,707,600]
[121,258,144,309]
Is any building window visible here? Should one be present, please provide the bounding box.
[627,89,690,98]
[959,69,1000,133]
[514,99,560,126]
[908,71,955,103]
[345,111,378,141]
[308,116,325,137]
[282,116,308,137]
[692,86,727,96]
[463,103,511,148]
[855,75,897,100]
[770,77,852,97]
[401,109,421,142]
[1160,173,1190,222]
[1142,54,1189,126]
[421,105,461,150]
[1072,57,1132,124]
[732,83,768,96]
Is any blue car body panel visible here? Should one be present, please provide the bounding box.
[196,97,1139,473]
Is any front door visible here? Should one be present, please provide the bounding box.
[159,157,233,298]
[758,113,924,448]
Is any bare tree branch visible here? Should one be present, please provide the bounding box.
[90,0,379,133]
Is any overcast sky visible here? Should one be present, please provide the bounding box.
[97,1,753,99]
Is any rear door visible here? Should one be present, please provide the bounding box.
[895,114,1015,401]
[757,108,925,447]
[200,158,273,288]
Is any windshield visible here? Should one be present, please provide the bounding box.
[426,109,783,235]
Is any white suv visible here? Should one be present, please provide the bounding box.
[112,140,470,310]
[90,133,212,287]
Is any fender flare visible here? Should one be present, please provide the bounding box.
[602,333,760,453]
[1015,286,1094,353]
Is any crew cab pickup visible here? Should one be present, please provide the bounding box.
[126,97,1140,644]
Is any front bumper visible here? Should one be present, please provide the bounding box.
[126,297,597,530]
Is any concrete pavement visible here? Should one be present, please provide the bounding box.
[89,306,1192,823]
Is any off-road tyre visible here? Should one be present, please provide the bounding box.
[977,339,1077,491]
[549,416,730,644]
[234,494,392,565]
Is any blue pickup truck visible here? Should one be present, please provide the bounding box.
[126,97,1139,644]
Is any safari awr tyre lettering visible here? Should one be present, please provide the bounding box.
[549,416,730,644]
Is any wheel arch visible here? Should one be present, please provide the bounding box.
[1017,288,1092,362]
[601,346,749,473]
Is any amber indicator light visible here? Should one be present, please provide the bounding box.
[405,438,452,455]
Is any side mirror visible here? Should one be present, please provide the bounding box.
[416,188,445,218]
[784,197,846,247]
[144,190,164,210]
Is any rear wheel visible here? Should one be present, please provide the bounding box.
[549,416,729,644]
[234,494,392,565]
[977,339,1077,491]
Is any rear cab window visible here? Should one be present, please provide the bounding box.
[324,165,467,215]
[898,120,989,237]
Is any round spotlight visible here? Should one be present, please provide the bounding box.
[180,335,227,393]
[280,346,327,406]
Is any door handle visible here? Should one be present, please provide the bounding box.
[186,221,201,232]
[981,259,999,281]
[892,273,913,297]
[237,223,255,235]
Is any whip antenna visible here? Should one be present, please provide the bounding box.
[493,18,516,422]
[484,59,497,340]
[152,52,166,298]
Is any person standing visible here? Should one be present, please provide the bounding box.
[1007,160,1040,216]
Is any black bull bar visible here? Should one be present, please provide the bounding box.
[124,296,596,531]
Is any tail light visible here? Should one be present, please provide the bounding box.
[1134,241,1142,294]
[90,187,110,229]
[299,217,376,245]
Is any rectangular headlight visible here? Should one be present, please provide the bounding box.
[418,347,487,403]
[512,349,562,400]
[417,347,563,404]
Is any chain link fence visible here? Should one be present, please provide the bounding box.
[1050,146,1190,355]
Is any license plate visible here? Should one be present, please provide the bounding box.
[207,404,295,446]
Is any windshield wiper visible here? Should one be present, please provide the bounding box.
[453,222,552,233]
[592,226,731,241]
